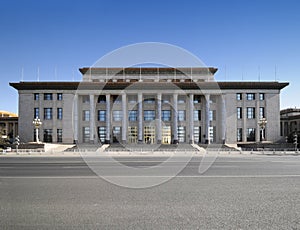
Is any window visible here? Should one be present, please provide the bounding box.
[83,110,90,121]
[162,95,170,104]
[57,129,62,143]
[259,107,265,119]
[194,95,201,103]
[210,95,217,103]
[98,110,106,121]
[259,93,265,101]
[178,110,186,121]
[247,107,255,119]
[178,126,186,142]
[209,110,216,121]
[44,129,53,143]
[162,110,171,121]
[44,93,53,100]
[246,93,255,100]
[194,110,201,121]
[97,95,106,103]
[34,93,39,101]
[34,108,39,118]
[44,108,53,120]
[57,93,63,101]
[113,126,121,143]
[194,126,201,143]
[144,97,155,104]
[83,127,90,143]
[247,128,256,142]
[178,95,185,103]
[57,108,63,120]
[128,110,137,121]
[236,93,242,101]
[82,95,90,103]
[128,126,137,144]
[98,126,106,143]
[113,110,122,121]
[144,110,155,121]
[237,107,242,119]
[237,128,243,142]
[112,95,121,104]
[128,95,137,104]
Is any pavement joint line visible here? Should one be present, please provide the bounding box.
[1,175,300,179]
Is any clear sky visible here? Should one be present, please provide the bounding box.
[1,0,299,114]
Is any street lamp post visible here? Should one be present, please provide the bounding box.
[258,118,267,142]
[32,118,42,143]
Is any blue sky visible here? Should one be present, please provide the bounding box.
[1,0,299,114]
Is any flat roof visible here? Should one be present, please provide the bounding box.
[10,81,289,91]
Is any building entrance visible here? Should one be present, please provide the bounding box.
[162,126,171,144]
[144,126,155,144]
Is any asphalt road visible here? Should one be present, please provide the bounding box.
[0,155,299,229]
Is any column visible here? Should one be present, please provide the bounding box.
[89,94,95,144]
[138,93,143,143]
[157,93,162,144]
[173,93,178,144]
[205,94,210,144]
[73,94,78,144]
[255,94,260,142]
[189,94,194,144]
[122,93,127,144]
[105,94,111,144]
[220,94,226,144]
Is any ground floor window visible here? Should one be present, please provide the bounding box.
[144,126,155,144]
[178,126,186,143]
[162,126,171,144]
[113,126,121,143]
[237,128,243,142]
[83,127,90,143]
[247,128,256,142]
[128,126,137,144]
[44,129,53,143]
[194,126,201,143]
[57,129,62,143]
[98,126,106,143]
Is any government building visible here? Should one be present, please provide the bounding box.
[10,67,288,146]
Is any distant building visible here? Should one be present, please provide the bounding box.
[10,67,288,145]
[0,111,18,140]
[280,108,300,138]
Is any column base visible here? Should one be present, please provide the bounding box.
[73,140,78,144]
[105,140,111,144]
[173,140,179,144]
[157,140,162,144]
[138,140,143,144]
[189,140,194,144]
[122,140,127,144]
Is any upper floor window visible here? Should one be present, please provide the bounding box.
[44,108,53,120]
[237,107,242,119]
[259,93,265,101]
[209,110,216,121]
[144,97,155,104]
[162,110,171,121]
[210,95,217,103]
[144,110,155,121]
[57,93,63,101]
[83,110,90,121]
[44,93,53,100]
[97,95,106,103]
[112,95,121,104]
[34,93,39,101]
[113,110,122,121]
[128,110,137,121]
[178,95,186,104]
[259,107,265,119]
[194,110,201,121]
[82,95,90,103]
[162,95,170,104]
[247,107,255,119]
[236,93,242,101]
[246,93,255,100]
[57,108,63,120]
[194,95,201,103]
[34,108,39,118]
[178,110,186,121]
[128,95,137,104]
[98,110,106,121]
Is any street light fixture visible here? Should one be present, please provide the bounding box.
[258,118,267,142]
[32,117,42,143]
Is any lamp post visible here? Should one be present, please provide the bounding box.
[32,118,42,143]
[258,118,267,142]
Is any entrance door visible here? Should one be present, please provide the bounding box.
[162,126,171,144]
[144,126,155,144]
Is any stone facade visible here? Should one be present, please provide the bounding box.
[10,67,288,145]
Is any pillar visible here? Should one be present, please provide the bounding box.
[205,94,210,144]
[105,94,111,144]
[73,94,78,144]
[138,93,143,143]
[189,94,194,144]
[89,94,95,144]
[173,93,178,144]
[220,94,226,144]
[122,93,127,144]
[157,93,162,144]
